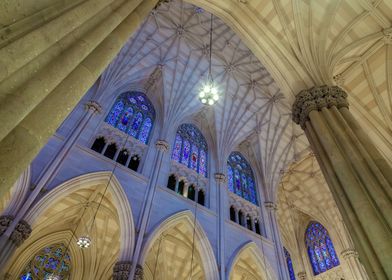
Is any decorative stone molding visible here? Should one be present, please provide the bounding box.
[292,85,349,128]
[214,173,226,183]
[341,248,359,260]
[298,271,307,280]
[155,140,169,152]
[0,215,14,236]
[264,201,278,211]
[85,100,102,114]
[333,74,345,86]
[9,220,32,246]
[134,264,144,280]
[113,261,132,280]
[228,192,260,218]
[383,28,392,44]
[170,161,208,189]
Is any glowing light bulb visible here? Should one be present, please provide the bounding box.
[213,93,219,101]
[77,236,91,248]
[201,98,207,104]
[199,91,206,98]
[204,85,211,93]
[208,99,214,105]
[211,87,217,95]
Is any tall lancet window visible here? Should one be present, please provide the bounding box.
[171,124,208,177]
[20,244,71,279]
[227,152,258,205]
[284,247,296,280]
[305,221,340,275]
[105,91,155,144]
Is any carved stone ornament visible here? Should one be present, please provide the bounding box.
[264,201,278,211]
[85,100,102,114]
[341,248,359,260]
[297,271,307,280]
[214,173,226,183]
[113,261,132,280]
[0,215,14,236]
[9,220,32,246]
[134,264,144,280]
[155,140,169,152]
[292,85,349,129]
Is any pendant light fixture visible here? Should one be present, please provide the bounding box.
[199,14,219,105]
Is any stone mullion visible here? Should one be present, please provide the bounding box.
[0,0,159,199]
[293,85,392,279]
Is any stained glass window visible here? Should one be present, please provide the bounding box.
[105,91,155,144]
[305,222,340,275]
[171,124,208,177]
[284,247,296,280]
[227,152,258,205]
[20,244,71,280]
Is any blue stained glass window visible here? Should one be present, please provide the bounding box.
[105,100,124,126]
[305,222,340,275]
[20,244,71,280]
[227,166,234,192]
[227,152,258,205]
[284,247,296,280]
[190,144,199,171]
[172,134,182,161]
[138,117,152,144]
[199,149,207,177]
[105,91,155,144]
[172,124,208,177]
[181,140,191,166]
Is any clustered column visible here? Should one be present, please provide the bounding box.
[214,172,226,280]
[264,202,290,280]
[292,85,392,280]
[0,0,159,199]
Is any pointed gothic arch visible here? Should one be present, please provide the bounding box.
[228,241,277,280]
[139,210,219,280]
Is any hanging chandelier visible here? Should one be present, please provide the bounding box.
[199,14,219,105]
[77,235,91,248]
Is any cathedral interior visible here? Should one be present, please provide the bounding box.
[0,0,391,279]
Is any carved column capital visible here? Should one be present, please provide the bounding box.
[9,220,32,246]
[297,271,307,280]
[155,140,169,152]
[0,215,14,236]
[341,248,359,260]
[264,201,278,211]
[85,100,102,114]
[214,173,226,183]
[292,85,349,128]
[113,261,132,280]
[134,264,144,280]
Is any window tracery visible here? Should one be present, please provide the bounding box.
[20,244,71,280]
[171,124,208,177]
[227,152,257,205]
[105,91,155,144]
[305,221,340,275]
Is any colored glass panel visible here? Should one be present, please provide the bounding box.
[172,134,182,161]
[190,145,199,171]
[181,140,191,166]
[139,117,152,144]
[227,152,257,205]
[305,222,340,276]
[105,92,155,144]
[284,247,296,280]
[172,124,208,177]
[199,149,207,176]
[105,100,124,126]
[227,166,234,192]
[20,244,71,280]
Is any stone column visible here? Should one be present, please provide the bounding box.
[0,0,159,199]
[128,140,169,280]
[292,85,392,280]
[214,172,226,280]
[113,261,132,280]
[264,202,290,280]
[341,249,369,280]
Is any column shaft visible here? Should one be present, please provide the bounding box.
[0,0,158,199]
[292,85,392,279]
